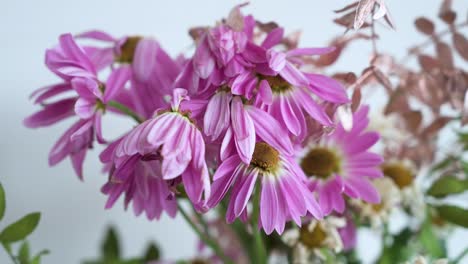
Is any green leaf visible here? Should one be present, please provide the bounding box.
[430,157,455,173]
[419,220,445,258]
[427,176,468,198]
[144,243,160,261]
[18,241,30,264]
[101,226,120,261]
[0,184,5,221]
[30,249,50,264]
[436,205,468,228]
[0,212,40,243]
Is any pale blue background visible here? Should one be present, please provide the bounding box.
[1,0,468,263]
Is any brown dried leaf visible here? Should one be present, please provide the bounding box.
[385,87,410,115]
[403,110,423,132]
[335,2,359,13]
[314,42,344,67]
[226,5,245,31]
[332,72,358,84]
[188,27,208,42]
[439,0,456,24]
[354,0,376,30]
[439,10,457,24]
[420,116,452,139]
[436,41,454,69]
[373,67,393,92]
[453,32,468,61]
[334,12,356,28]
[418,55,441,72]
[414,17,435,35]
[256,21,279,33]
[351,88,362,112]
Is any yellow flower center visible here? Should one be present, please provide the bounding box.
[382,163,414,189]
[260,75,292,94]
[250,142,280,172]
[116,36,142,63]
[299,224,327,249]
[301,147,341,179]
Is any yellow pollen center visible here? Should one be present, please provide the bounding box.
[299,224,327,249]
[371,202,385,212]
[250,142,280,172]
[301,147,341,179]
[116,36,142,63]
[382,163,414,189]
[260,75,292,93]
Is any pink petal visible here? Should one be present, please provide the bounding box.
[262,28,284,49]
[104,65,131,102]
[246,107,294,155]
[305,73,349,103]
[295,89,332,125]
[286,47,336,57]
[133,38,159,82]
[76,30,116,42]
[24,98,76,128]
[267,50,287,72]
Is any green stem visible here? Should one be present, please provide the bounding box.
[2,242,18,264]
[107,100,144,124]
[252,186,267,264]
[452,247,468,264]
[177,202,234,264]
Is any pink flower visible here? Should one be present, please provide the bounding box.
[77,30,183,118]
[72,66,131,143]
[299,105,383,215]
[230,28,349,137]
[100,137,177,220]
[115,89,210,206]
[208,141,322,235]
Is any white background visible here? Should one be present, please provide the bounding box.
[1,0,468,263]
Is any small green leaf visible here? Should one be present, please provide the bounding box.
[436,205,468,228]
[30,249,50,264]
[101,226,120,261]
[144,243,160,261]
[419,220,445,258]
[0,212,40,243]
[18,241,30,264]
[427,176,468,198]
[0,184,5,221]
[430,157,455,173]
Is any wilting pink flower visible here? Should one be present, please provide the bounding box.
[100,137,177,220]
[229,28,348,136]
[115,89,210,206]
[299,105,383,215]
[77,30,183,118]
[208,140,322,235]
[72,66,131,143]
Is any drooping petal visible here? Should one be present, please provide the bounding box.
[133,38,159,82]
[261,27,284,49]
[246,107,294,155]
[24,98,76,128]
[295,88,332,125]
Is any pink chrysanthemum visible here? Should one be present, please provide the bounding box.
[208,140,322,235]
[100,137,177,220]
[299,105,383,215]
[115,89,210,206]
[77,31,183,118]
